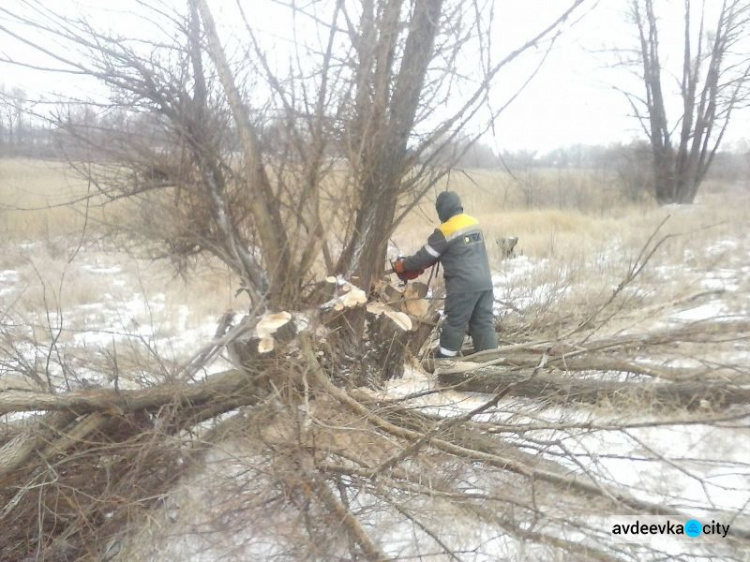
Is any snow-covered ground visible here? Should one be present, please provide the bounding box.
[371,225,750,559]
[1,208,749,560]
[0,245,231,391]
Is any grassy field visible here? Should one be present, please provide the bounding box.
[3,157,749,286]
[0,159,97,241]
[4,157,746,262]
[395,166,750,263]
[1,157,748,367]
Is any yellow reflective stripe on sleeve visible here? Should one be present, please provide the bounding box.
[438,214,480,241]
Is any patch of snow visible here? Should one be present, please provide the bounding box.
[670,301,726,322]
[652,264,686,280]
[80,264,122,275]
[176,304,190,333]
[570,422,750,514]
[701,278,737,292]
[492,255,540,285]
[0,269,20,297]
[0,270,19,282]
[706,239,738,255]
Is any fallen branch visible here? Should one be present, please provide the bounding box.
[299,331,750,538]
[0,369,250,416]
[0,411,76,479]
[436,366,750,409]
[425,353,709,381]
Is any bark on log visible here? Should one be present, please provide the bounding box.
[0,368,251,416]
[0,411,77,479]
[432,351,707,382]
[437,366,750,409]
[364,302,414,383]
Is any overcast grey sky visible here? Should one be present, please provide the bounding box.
[1,0,748,153]
[484,0,750,153]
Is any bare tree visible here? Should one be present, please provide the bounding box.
[0,0,585,307]
[8,2,748,561]
[624,0,750,204]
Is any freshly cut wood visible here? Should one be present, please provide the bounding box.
[362,302,417,383]
[227,310,297,368]
[402,281,431,318]
[257,337,275,354]
[256,311,293,339]
[320,282,367,311]
[256,311,296,345]
[369,279,439,357]
[314,278,432,386]
[366,301,413,332]
[339,286,367,307]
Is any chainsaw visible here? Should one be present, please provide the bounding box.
[388,258,424,284]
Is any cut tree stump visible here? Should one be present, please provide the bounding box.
[227,310,297,369]
[303,278,441,386]
[496,236,519,258]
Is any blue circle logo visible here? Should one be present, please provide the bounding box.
[685,519,702,538]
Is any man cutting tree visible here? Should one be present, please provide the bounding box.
[393,191,498,358]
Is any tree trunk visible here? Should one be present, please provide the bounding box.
[317,279,436,386]
[338,0,445,292]
[195,0,293,307]
[631,0,749,206]
[437,367,749,410]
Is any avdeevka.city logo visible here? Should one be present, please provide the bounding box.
[684,519,702,538]
[610,518,731,539]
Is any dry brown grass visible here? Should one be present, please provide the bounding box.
[0,159,245,344]
[3,158,749,350]
[396,172,749,263]
[0,159,100,240]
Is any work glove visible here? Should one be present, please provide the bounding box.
[393,258,423,282]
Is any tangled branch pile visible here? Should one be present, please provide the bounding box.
[1,276,749,561]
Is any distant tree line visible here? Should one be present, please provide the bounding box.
[0,85,58,157]
[2,87,748,208]
[451,138,750,201]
